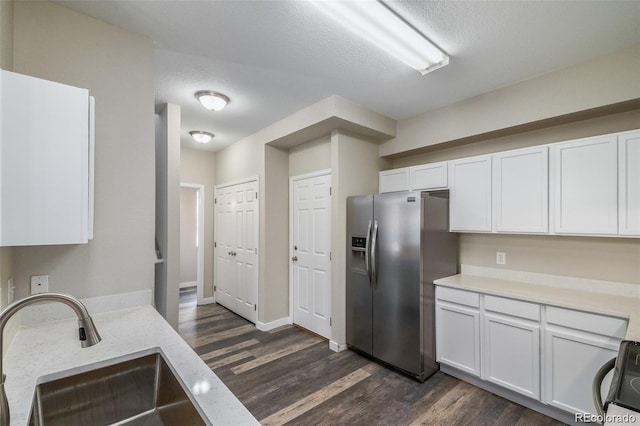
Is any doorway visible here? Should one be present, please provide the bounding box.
[289,170,332,339]
[179,183,205,306]
[214,178,259,323]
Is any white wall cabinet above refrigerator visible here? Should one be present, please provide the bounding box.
[0,69,94,246]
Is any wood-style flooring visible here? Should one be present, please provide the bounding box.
[178,291,564,425]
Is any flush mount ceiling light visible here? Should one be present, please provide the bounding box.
[194,91,230,111]
[189,130,215,144]
[310,0,449,75]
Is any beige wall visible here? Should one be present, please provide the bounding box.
[12,1,156,300]
[179,187,198,284]
[289,136,331,177]
[392,111,640,285]
[331,131,391,345]
[261,145,290,322]
[382,44,640,157]
[0,0,13,70]
[215,136,262,185]
[180,147,216,298]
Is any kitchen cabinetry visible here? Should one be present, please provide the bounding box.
[551,134,618,235]
[618,130,640,236]
[493,146,548,233]
[410,161,448,191]
[435,285,627,418]
[543,306,625,415]
[0,69,94,246]
[435,287,481,376]
[482,296,541,399]
[448,155,492,232]
[379,168,410,193]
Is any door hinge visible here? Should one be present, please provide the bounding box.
[214,198,217,204]
[255,192,258,200]
[330,317,332,326]
[329,252,332,261]
[254,305,257,311]
[214,241,217,248]
[255,248,257,254]
[214,285,216,291]
[329,186,332,196]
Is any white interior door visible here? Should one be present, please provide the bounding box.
[214,179,259,323]
[215,186,235,310]
[232,181,258,323]
[291,173,332,339]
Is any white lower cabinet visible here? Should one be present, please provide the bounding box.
[482,312,540,399]
[543,326,619,415]
[435,287,481,376]
[435,285,627,418]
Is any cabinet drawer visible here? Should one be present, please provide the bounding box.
[484,295,540,321]
[546,306,627,338]
[436,286,480,308]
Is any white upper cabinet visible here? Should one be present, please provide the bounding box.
[410,161,448,191]
[379,168,410,193]
[493,146,548,233]
[551,134,618,235]
[0,70,94,246]
[618,130,640,236]
[449,155,492,232]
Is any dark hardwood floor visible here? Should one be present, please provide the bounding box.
[178,292,564,425]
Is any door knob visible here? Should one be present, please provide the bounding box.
[292,256,298,262]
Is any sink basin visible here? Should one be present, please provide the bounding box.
[28,350,207,426]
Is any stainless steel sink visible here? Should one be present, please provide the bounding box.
[28,351,207,426]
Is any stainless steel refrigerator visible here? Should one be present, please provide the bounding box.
[346,191,457,381]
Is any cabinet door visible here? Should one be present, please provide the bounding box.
[449,155,492,232]
[543,326,619,415]
[379,168,410,193]
[494,146,548,233]
[551,135,618,235]
[482,313,540,400]
[436,301,481,376]
[0,70,90,245]
[410,161,448,191]
[619,130,640,236]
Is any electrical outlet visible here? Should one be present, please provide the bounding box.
[7,277,14,303]
[30,275,49,294]
[496,252,506,265]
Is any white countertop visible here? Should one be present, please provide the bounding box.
[434,268,640,341]
[4,305,259,426]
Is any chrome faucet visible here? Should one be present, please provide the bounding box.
[0,293,101,426]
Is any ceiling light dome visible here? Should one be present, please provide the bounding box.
[195,91,230,111]
[189,130,214,144]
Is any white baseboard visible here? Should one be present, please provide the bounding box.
[329,340,348,352]
[179,281,197,289]
[198,297,215,305]
[256,317,291,331]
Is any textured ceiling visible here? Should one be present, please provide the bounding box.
[55,0,640,152]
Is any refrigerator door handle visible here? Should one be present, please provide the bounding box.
[371,220,378,288]
[365,219,372,284]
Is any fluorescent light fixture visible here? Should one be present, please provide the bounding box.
[194,91,230,111]
[310,0,449,75]
[189,130,214,144]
